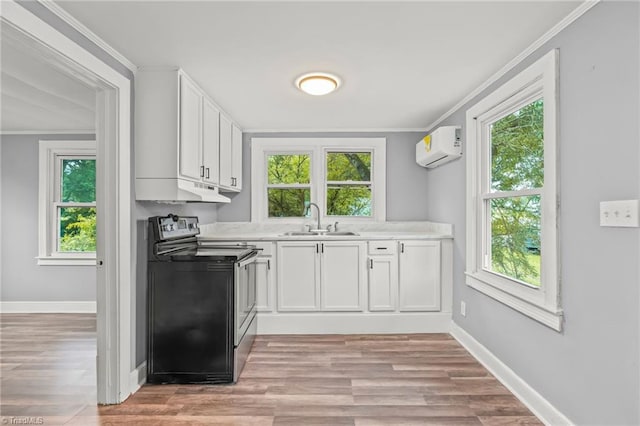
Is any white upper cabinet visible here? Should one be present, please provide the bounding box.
[178,75,202,181]
[231,124,243,190]
[202,97,220,185]
[135,68,239,201]
[219,114,233,189]
[219,115,243,192]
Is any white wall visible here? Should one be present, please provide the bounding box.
[424,2,639,424]
[216,131,430,222]
[0,134,97,303]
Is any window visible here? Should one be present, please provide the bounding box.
[466,50,561,330]
[252,138,385,222]
[326,151,372,216]
[267,153,311,217]
[38,140,97,265]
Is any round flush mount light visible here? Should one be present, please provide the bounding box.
[295,72,341,96]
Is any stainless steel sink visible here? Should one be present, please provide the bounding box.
[280,231,359,237]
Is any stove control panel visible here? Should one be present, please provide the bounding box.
[156,215,199,240]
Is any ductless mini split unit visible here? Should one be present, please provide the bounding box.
[416,126,462,168]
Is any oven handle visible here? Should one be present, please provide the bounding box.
[237,252,259,268]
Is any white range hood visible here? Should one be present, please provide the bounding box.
[136,178,231,203]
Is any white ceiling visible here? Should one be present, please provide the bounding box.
[0,25,96,133]
[56,1,582,131]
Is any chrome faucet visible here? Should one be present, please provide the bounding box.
[305,202,322,231]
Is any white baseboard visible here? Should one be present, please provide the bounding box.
[257,312,452,334]
[450,322,573,426]
[129,361,147,395]
[0,301,96,313]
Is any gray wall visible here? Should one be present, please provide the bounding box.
[424,2,639,424]
[1,134,97,302]
[216,131,430,222]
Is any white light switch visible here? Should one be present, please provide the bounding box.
[600,200,640,227]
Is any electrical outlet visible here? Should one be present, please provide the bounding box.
[460,301,466,317]
[600,200,640,227]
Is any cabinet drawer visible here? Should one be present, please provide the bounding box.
[368,241,397,255]
[251,241,274,256]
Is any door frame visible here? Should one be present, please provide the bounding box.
[1,1,133,404]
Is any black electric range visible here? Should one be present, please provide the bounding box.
[146,215,259,384]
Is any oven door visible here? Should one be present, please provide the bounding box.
[235,253,257,346]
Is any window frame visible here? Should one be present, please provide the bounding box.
[251,138,386,223]
[465,50,561,331]
[38,140,97,266]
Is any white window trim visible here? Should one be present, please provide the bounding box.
[37,140,97,266]
[465,50,561,331]
[251,138,386,223]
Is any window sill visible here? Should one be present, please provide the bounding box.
[465,272,563,332]
[36,257,96,266]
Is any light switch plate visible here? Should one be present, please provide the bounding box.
[600,200,640,227]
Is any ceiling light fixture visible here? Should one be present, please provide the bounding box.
[296,72,340,96]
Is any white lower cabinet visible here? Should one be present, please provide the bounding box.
[277,242,320,311]
[253,242,275,312]
[367,240,398,311]
[321,242,366,311]
[276,241,366,312]
[398,240,441,311]
[368,256,399,311]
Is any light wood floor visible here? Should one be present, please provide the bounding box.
[1,314,542,425]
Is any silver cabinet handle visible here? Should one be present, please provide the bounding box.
[321,243,324,254]
[267,259,271,270]
[401,243,405,253]
[205,167,210,179]
[200,165,205,178]
[369,259,373,269]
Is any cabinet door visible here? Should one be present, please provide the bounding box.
[202,98,220,185]
[255,256,274,312]
[277,242,320,311]
[398,241,441,311]
[219,114,233,188]
[178,75,202,181]
[231,124,243,190]
[368,256,398,312]
[321,242,365,311]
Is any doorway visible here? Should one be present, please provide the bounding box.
[1,1,133,404]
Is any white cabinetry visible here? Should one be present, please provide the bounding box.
[135,68,238,201]
[202,98,220,185]
[321,242,365,311]
[277,241,365,312]
[398,240,441,311]
[219,115,243,192]
[252,242,275,312]
[178,75,202,181]
[367,241,398,311]
[277,242,319,311]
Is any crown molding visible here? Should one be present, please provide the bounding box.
[424,0,600,132]
[244,127,429,134]
[37,0,138,74]
[0,130,95,136]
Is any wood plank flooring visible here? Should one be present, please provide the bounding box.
[1,314,542,425]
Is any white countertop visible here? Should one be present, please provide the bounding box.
[198,221,453,242]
